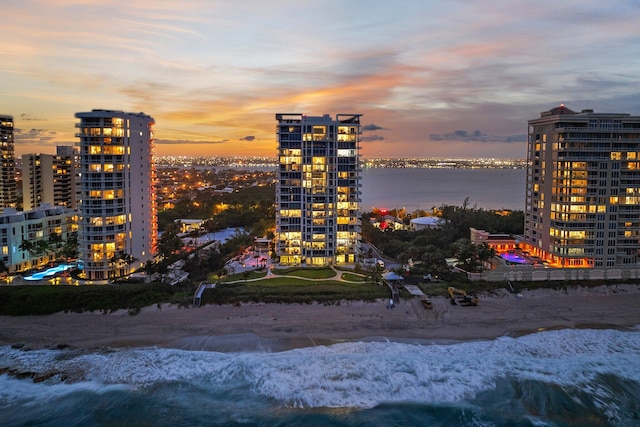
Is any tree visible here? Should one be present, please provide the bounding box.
[109,253,138,279]
[120,253,137,267]
[19,239,49,266]
[477,242,496,271]
[371,263,384,284]
[47,232,63,251]
[62,233,78,260]
[36,240,51,258]
[0,259,8,276]
[420,245,449,278]
[48,232,64,258]
[451,238,478,271]
[158,229,184,259]
[144,260,156,275]
[108,255,119,279]
[19,239,36,258]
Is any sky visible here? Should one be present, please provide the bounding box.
[2,0,640,159]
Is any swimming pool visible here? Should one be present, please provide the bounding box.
[23,264,75,281]
[500,252,532,265]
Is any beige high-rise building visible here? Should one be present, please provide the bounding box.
[524,105,640,268]
[275,113,361,266]
[53,145,80,210]
[0,115,16,212]
[22,146,79,211]
[76,110,157,281]
[22,153,53,211]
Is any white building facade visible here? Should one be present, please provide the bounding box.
[0,205,77,273]
[275,113,362,266]
[76,110,158,281]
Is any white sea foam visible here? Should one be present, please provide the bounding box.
[0,374,130,406]
[0,327,639,409]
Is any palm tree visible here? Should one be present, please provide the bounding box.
[19,239,35,257]
[62,233,78,260]
[20,240,43,266]
[36,240,51,258]
[120,253,137,273]
[108,255,119,279]
[0,259,8,277]
[451,238,478,271]
[109,253,138,279]
[48,232,64,260]
[371,263,384,284]
[476,242,496,271]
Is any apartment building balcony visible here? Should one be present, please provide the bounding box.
[304,249,331,257]
[615,239,640,248]
[280,248,301,256]
[556,153,610,161]
[619,206,640,214]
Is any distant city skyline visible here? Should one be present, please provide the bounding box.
[2,1,639,159]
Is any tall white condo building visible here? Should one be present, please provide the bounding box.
[76,110,158,281]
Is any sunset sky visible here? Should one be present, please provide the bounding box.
[2,0,639,159]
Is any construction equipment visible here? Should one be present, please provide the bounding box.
[448,287,479,306]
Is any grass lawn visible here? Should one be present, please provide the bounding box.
[216,270,268,283]
[341,272,367,282]
[271,267,337,279]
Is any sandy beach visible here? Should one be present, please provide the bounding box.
[1,284,639,352]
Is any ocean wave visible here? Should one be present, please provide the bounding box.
[0,327,639,411]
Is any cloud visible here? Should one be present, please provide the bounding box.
[362,123,386,132]
[155,138,229,145]
[430,130,526,143]
[14,128,57,145]
[2,1,639,160]
[361,135,385,142]
[20,113,46,121]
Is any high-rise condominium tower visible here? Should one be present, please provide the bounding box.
[76,110,158,281]
[22,146,78,211]
[275,113,361,266]
[0,115,16,212]
[524,105,640,268]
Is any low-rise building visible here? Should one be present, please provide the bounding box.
[470,228,518,253]
[410,216,442,230]
[175,218,204,234]
[0,204,77,273]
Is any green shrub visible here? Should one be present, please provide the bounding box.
[0,282,194,316]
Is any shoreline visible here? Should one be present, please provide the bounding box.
[1,284,639,352]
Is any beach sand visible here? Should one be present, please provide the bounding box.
[0,284,639,351]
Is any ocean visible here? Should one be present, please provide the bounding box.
[361,168,526,211]
[2,327,639,426]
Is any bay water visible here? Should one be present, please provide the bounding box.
[1,327,639,426]
[361,168,526,212]
[231,166,526,211]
